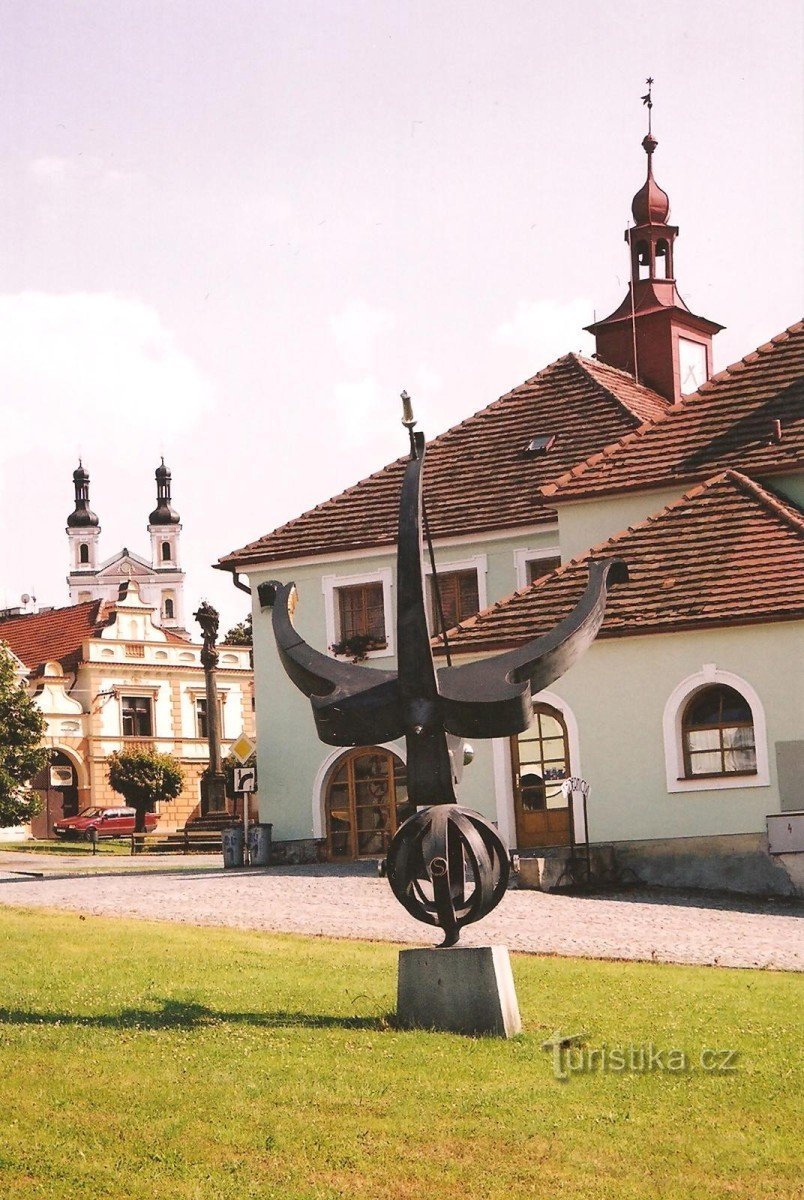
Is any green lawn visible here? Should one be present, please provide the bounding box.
[0,840,130,856]
[0,908,800,1199]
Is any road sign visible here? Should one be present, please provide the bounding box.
[230,733,256,764]
[234,766,257,793]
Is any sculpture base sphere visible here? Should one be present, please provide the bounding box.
[386,804,510,946]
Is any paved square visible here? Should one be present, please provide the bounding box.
[0,853,800,971]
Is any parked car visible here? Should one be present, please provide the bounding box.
[53,806,159,840]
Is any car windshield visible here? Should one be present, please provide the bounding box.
[77,808,104,818]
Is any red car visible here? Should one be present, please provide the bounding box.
[53,806,159,840]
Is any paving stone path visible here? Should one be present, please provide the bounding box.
[0,853,801,971]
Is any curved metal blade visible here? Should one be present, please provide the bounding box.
[260,580,403,746]
[437,557,629,738]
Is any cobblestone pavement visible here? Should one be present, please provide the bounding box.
[0,854,801,970]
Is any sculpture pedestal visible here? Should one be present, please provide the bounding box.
[397,945,522,1038]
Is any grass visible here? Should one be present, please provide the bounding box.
[0,908,800,1200]
[0,840,131,856]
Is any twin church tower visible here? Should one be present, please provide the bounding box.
[66,460,186,634]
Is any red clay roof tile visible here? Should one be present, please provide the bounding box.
[0,601,105,674]
[219,355,669,567]
[542,320,804,501]
[437,472,804,652]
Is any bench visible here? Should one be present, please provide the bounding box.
[129,830,223,855]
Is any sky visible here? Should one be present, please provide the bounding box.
[0,0,801,632]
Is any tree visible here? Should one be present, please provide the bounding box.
[0,642,47,828]
[107,749,184,834]
[223,613,252,646]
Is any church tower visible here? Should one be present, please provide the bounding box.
[586,88,723,403]
[66,462,101,603]
[147,459,185,631]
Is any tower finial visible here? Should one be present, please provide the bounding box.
[641,76,654,137]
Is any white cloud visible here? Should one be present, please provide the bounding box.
[0,292,214,463]
[494,298,594,363]
[29,156,71,180]
[332,375,383,446]
[29,155,140,191]
[330,301,395,371]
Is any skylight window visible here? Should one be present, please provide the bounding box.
[524,434,556,456]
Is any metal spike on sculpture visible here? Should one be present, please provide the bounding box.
[259,395,628,946]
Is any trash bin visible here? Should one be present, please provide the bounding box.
[222,825,245,868]
[248,822,272,867]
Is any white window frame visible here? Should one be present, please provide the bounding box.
[423,554,488,633]
[662,664,770,794]
[514,546,562,590]
[119,693,156,738]
[322,568,395,660]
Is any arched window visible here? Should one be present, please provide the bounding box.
[161,541,171,562]
[324,747,410,860]
[682,685,757,778]
[163,597,175,620]
[79,543,89,564]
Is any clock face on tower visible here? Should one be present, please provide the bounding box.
[678,337,708,395]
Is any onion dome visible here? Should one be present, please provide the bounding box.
[631,134,670,225]
[149,458,180,525]
[67,461,99,528]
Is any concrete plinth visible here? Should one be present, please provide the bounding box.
[397,945,522,1038]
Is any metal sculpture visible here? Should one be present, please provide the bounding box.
[259,400,627,945]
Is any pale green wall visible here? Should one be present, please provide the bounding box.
[557,488,685,562]
[558,469,804,564]
[248,525,559,841]
[499,621,803,845]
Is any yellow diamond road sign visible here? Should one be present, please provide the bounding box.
[231,734,256,765]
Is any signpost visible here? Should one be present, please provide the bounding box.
[231,734,257,865]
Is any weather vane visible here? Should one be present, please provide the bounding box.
[641,76,654,135]
[259,396,627,946]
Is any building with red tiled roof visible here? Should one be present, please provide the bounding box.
[214,121,802,895]
[429,466,804,896]
[0,584,254,841]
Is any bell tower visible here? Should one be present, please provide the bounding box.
[147,459,185,630]
[587,83,723,403]
[66,462,101,601]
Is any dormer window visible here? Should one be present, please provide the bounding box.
[524,435,556,457]
[161,541,171,562]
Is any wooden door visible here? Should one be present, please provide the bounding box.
[324,748,410,860]
[30,751,80,839]
[511,705,572,849]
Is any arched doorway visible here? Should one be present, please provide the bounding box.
[30,750,81,839]
[324,747,411,860]
[510,703,572,849]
